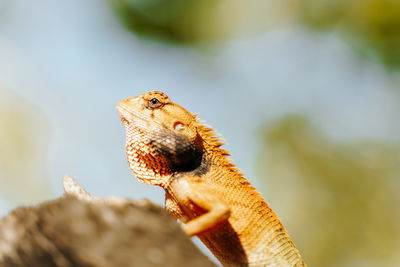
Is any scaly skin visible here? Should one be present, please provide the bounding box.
[117,91,305,266]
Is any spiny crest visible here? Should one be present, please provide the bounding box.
[195,120,229,159]
[195,117,275,209]
[193,118,267,202]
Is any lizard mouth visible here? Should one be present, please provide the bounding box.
[116,103,131,121]
[116,103,143,126]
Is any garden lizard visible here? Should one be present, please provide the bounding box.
[116,91,305,266]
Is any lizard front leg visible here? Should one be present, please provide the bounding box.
[165,191,189,223]
[171,178,231,236]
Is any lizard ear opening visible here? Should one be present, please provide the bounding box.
[173,121,185,132]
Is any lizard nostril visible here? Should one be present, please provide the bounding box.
[173,121,185,132]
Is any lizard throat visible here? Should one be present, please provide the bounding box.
[125,125,208,185]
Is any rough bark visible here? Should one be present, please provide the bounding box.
[0,176,216,267]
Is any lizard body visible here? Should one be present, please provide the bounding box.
[117,91,305,266]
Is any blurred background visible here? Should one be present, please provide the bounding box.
[0,0,399,266]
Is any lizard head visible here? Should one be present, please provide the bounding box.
[116,91,204,186]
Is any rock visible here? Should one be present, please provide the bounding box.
[0,176,215,267]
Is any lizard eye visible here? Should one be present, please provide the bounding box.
[147,98,163,109]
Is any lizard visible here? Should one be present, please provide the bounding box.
[116,91,305,267]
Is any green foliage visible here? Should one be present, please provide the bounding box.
[107,0,296,44]
[108,0,400,69]
[258,115,400,266]
[108,0,217,43]
[299,0,400,69]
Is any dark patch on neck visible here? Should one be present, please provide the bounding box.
[150,129,209,175]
